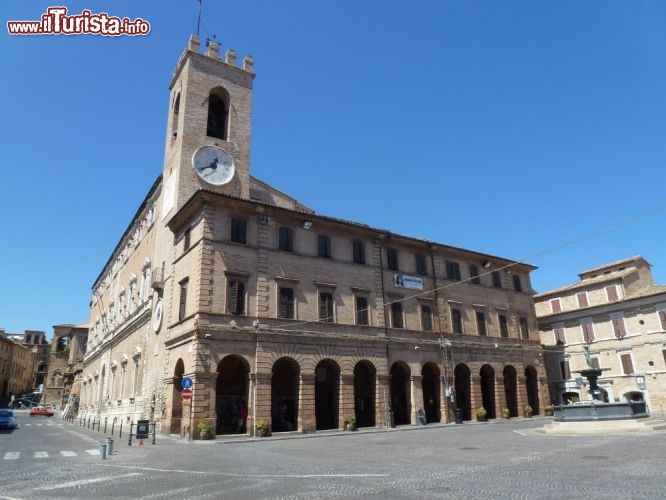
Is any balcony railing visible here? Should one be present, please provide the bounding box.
[151,267,164,293]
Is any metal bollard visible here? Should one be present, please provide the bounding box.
[106,437,114,456]
[99,443,107,460]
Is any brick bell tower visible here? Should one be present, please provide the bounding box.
[161,35,255,218]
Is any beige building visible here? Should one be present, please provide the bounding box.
[78,35,548,438]
[42,324,88,411]
[535,256,666,415]
[0,332,36,399]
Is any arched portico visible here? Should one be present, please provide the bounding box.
[215,355,250,435]
[353,360,376,428]
[503,365,518,417]
[315,359,340,430]
[454,363,471,421]
[421,362,441,423]
[272,357,300,432]
[390,362,411,426]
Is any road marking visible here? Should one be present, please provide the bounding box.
[4,452,19,459]
[86,449,100,455]
[34,452,49,458]
[60,451,77,457]
[33,472,142,491]
[100,464,389,478]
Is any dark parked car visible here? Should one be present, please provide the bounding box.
[0,409,18,429]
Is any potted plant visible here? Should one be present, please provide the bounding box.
[475,407,487,422]
[255,418,270,437]
[197,421,213,440]
[501,407,511,419]
[344,415,356,431]
[544,404,554,416]
[524,404,533,417]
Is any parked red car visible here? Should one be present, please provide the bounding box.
[30,406,54,417]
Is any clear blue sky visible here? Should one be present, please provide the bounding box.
[2,1,665,339]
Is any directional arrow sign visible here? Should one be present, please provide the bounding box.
[182,388,192,400]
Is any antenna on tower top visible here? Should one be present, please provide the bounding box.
[196,0,203,37]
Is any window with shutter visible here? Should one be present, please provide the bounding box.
[183,227,191,251]
[470,265,480,284]
[620,353,634,375]
[178,279,188,321]
[519,318,529,339]
[352,240,365,264]
[476,312,487,336]
[421,305,433,331]
[386,248,399,270]
[492,271,502,288]
[227,280,245,315]
[278,227,294,252]
[355,296,369,325]
[560,359,571,380]
[577,292,588,308]
[606,285,619,302]
[445,261,461,281]
[319,292,334,322]
[582,322,595,343]
[499,315,509,338]
[513,274,522,292]
[231,218,247,244]
[278,287,295,319]
[391,302,403,329]
[415,254,427,275]
[612,317,627,338]
[451,308,463,334]
[318,234,331,258]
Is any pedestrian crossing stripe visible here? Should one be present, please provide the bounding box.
[3,450,100,459]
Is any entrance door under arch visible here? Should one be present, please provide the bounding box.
[272,357,300,432]
[503,365,518,417]
[315,360,340,430]
[525,366,539,415]
[454,364,471,421]
[353,361,376,428]
[421,362,441,423]
[170,359,185,434]
[480,364,496,419]
[215,355,250,435]
[390,362,411,426]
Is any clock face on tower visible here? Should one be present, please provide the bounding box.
[192,145,235,186]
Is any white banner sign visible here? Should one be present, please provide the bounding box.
[393,273,423,290]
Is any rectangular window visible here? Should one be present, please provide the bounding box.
[278,227,294,252]
[318,234,332,258]
[355,296,369,326]
[560,359,571,380]
[492,271,502,288]
[612,316,627,338]
[576,292,588,308]
[391,302,403,329]
[620,352,634,375]
[662,346,666,366]
[520,318,529,340]
[513,274,522,292]
[470,265,480,284]
[606,285,619,302]
[581,321,595,343]
[499,315,509,338]
[451,308,463,334]
[386,248,399,270]
[178,279,188,321]
[445,260,461,281]
[231,218,247,244]
[421,305,433,331]
[227,280,245,315]
[591,356,600,370]
[319,292,334,322]
[415,254,427,275]
[551,298,562,313]
[278,287,295,319]
[554,328,565,345]
[183,227,191,251]
[352,239,365,264]
[476,311,487,336]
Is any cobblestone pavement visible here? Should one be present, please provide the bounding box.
[1,416,665,499]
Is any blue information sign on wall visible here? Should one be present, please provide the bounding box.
[182,377,193,389]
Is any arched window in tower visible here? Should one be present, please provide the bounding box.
[206,87,230,140]
[171,93,180,139]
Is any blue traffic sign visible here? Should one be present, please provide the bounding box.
[181,377,193,389]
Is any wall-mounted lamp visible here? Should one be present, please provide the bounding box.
[258,215,271,225]
[302,221,312,230]
[483,261,491,269]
